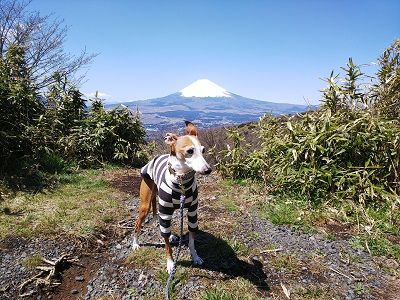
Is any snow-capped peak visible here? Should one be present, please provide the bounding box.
[180,79,231,98]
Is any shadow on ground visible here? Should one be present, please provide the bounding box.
[177,230,270,295]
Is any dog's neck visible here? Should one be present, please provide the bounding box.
[167,155,195,183]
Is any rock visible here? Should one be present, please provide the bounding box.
[75,275,84,282]
[138,273,147,282]
[116,244,122,250]
[384,258,399,269]
[71,289,79,294]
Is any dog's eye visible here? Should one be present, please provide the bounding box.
[187,148,194,155]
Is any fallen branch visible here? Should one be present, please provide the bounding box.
[19,272,46,291]
[19,253,81,295]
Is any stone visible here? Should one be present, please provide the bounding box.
[384,258,399,269]
[138,273,148,282]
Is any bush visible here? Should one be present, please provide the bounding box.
[258,110,399,204]
[1,59,147,189]
[214,127,266,180]
[216,40,400,206]
[62,103,146,167]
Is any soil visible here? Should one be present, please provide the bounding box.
[0,169,399,300]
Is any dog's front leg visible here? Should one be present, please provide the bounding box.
[164,237,175,273]
[189,231,203,266]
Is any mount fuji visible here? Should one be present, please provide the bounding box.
[114,79,312,132]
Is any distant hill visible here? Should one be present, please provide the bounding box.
[106,79,314,132]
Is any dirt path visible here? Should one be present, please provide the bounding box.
[0,169,399,299]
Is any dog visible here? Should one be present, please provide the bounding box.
[132,121,212,273]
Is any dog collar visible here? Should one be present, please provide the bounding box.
[168,163,196,183]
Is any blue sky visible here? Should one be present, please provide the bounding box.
[30,0,399,105]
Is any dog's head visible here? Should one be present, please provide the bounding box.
[164,121,212,175]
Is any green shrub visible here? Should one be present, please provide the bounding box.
[263,109,399,205]
[62,103,146,167]
[1,55,147,189]
[214,128,266,180]
[216,40,400,206]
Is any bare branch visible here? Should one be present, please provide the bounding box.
[0,0,96,90]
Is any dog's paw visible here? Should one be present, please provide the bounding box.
[167,259,175,274]
[192,255,204,266]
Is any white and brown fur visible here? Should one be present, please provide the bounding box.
[132,121,212,273]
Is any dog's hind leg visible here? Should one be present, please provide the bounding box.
[132,177,157,250]
[148,187,158,225]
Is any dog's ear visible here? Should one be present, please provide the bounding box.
[165,133,178,155]
[184,121,198,136]
[165,133,178,145]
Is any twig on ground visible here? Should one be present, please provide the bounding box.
[280,282,291,299]
[328,266,355,281]
[112,224,134,229]
[19,290,36,298]
[96,239,105,245]
[117,219,134,229]
[261,248,283,253]
[0,284,10,292]
[365,240,372,255]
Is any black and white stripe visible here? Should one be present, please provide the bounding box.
[140,154,199,238]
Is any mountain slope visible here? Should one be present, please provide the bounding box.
[109,79,313,131]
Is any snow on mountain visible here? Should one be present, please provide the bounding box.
[180,79,232,98]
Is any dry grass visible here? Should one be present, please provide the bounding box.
[292,285,334,300]
[125,247,164,269]
[0,169,129,240]
[268,253,302,275]
[201,277,263,300]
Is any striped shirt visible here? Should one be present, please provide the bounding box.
[140,154,199,238]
